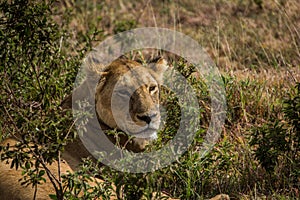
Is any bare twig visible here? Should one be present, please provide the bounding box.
[3,107,22,142]
[33,183,38,200]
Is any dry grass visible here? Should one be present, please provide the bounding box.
[53,0,299,198]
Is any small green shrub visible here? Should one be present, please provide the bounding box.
[113,19,137,34]
[249,82,300,191]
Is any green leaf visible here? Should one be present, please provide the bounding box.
[39,170,45,177]
[48,194,57,200]
[25,161,31,169]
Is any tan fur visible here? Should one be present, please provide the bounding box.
[95,58,166,147]
[0,138,73,200]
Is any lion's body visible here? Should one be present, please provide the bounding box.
[0,138,73,200]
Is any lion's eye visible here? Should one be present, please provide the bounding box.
[149,85,157,93]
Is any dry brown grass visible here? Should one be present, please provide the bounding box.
[54,0,299,198]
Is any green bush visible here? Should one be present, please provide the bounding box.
[0,0,102,199]
[249,82,300,190]
[113,19,137,34]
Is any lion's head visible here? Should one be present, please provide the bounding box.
[95,57,168,140]
[62,56,168,152]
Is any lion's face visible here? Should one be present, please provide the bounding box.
[95,58,168,140]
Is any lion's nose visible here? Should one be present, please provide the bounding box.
[137,112,157,124]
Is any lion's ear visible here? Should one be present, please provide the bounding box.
[150,57,169,83]
[155,57,168,74]
[61,93,72,109]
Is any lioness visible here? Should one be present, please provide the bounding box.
[0,56,169,199]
